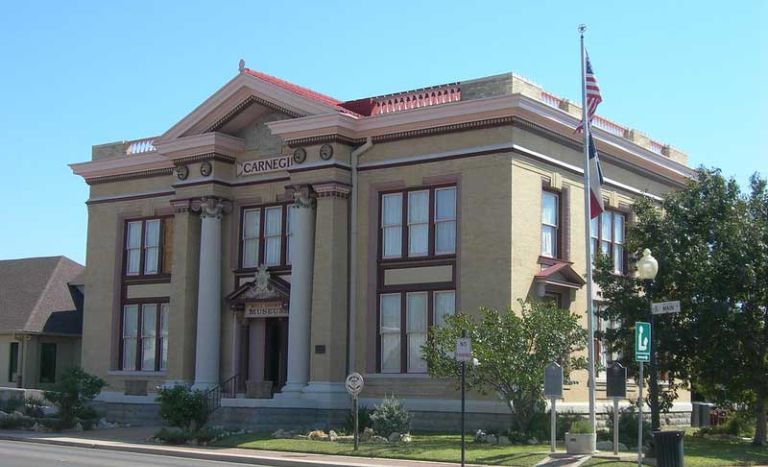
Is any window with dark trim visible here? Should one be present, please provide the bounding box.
[8,342,18,383]
[541,190,560,258]
[590,210,626,273]
[378,289,455,374]
[124,217,173,276]
[120,301,169,371]
[379,185,457,260]
[39,343,56,383]
[240,204,293,269]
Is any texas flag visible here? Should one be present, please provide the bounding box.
[588,134,604,218]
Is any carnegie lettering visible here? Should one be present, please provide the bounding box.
[237,155,293,177]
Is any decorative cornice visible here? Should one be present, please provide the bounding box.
[371,116,516,143]
[285,134,359,147]
[154,132,245,160]
[172,152,237,166]
[313,181,352,199]
[87,167,174,185]
[86,190,175,205]
[206,95,302,133]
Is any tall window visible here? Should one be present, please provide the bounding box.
[378,290,455,373]
[8,342,18,383]
[596,302,621,374]
[591,211,626,273]
[381,186,457,259]
[121,302,169,371]
[240,204,292,269]
[125,218,173,276]
[541,191,559,258]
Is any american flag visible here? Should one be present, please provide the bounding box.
[575,52,603,132]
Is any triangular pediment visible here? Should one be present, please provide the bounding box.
[156,69,346,143]
[227,266,291,304]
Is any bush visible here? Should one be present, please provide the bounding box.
[156,385,209,430]
[44,367,106,429]
[568,418,593,434]
[606,405,651,448]
[0,415,35,430]
[0,398,24,414]
[154,427,195,445]
[370,395,411,437]
[344,405,373,434]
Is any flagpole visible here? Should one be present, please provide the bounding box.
[579,24,598,436]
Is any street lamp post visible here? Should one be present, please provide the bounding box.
[637,249,660,433]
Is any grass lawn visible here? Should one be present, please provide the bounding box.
[214,433,550,466]
[584,435,768,467]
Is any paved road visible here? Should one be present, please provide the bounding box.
[0,440,272,467]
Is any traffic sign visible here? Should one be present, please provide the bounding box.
[455,338,472,362]
[345,372,364,396]
[651,301,680,315]
[635,322,651,362]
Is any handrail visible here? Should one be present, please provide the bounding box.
[204,374,241,414]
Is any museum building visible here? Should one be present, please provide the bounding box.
[71,63,693,426]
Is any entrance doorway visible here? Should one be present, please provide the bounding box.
[263,317,288,393]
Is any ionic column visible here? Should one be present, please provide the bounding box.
[192,198,225,390]
[281,186,316,394]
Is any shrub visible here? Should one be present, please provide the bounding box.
[370,395,411,437]
[568,418,593,434]
[344,405,373,434]
[154,427,195,445]
[44,367,106,429]
[606,405,651,448]
[0,398,24,414]
[156,385,209,430]
[0,415,35,430]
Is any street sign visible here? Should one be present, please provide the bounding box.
[606,362,627,399]
[543,362,563,398]
[455,338,472,362]
[345,372,364,396]
[635,322,651,362]
[651,301,681,315]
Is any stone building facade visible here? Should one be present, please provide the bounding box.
[71,66,693,428]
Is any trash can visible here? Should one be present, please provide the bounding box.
[653,430,685,467]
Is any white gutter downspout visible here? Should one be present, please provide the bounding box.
[347,137,373,374]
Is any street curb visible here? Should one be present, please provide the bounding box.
[0,434,485,467]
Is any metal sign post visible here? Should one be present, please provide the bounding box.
[345,373,364,451]
[635,322,650,466]
[606,362,627,456]
[456,333,472,467]
[544,362,563,453]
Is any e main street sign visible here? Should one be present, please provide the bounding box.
[651,300,681,315]
[635,321,651,362]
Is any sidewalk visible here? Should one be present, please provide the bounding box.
[0,427,569,467]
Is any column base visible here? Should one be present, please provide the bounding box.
[191,381,218,391]
[275,382,308,397]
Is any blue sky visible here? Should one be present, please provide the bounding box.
[0,1,765,264]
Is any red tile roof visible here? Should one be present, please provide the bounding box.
[244,69,342,108]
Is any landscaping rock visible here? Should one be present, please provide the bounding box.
[400,433,412,443]
[0,410,8,419]
[73,422,83,432]
[308,430,329,441]
[337,435,354,442]
[498,435,511,445]
[272,428,290,439]
[328,430,338,442]
[474,429,487,443]
[486,434,497,445]
[11,411,25,418]
[388,432,401,443]
[371,435,389,443]
[361,427,374,442]
[295,435,309,440]
[527,437,538,445]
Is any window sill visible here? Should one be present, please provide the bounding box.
[108,371,167,377]
[379,256,456,266]
[123,275,171,285]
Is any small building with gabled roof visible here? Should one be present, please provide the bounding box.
[0,256,84,389]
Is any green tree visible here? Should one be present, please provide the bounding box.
[423,300,587,434]
[594,168,768,446]
[44,367,106,428]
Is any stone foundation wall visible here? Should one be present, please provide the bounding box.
[94,401,691,433]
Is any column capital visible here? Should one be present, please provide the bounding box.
[193,197,231,219]
[289,184,317,209]
[313,181,351,200]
